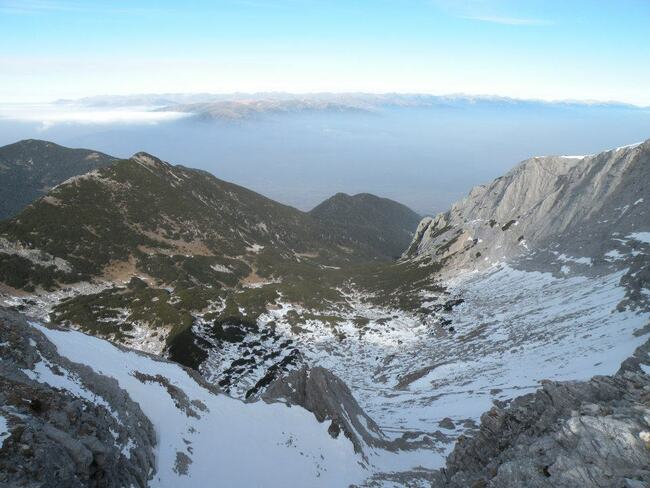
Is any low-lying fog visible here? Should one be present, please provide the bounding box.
[1,101,649,215]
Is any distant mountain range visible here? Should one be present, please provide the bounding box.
[54,92,649,120]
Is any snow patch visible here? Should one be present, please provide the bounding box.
[615,141,643,151]
[627,232,650,244]
[21,345,119,421]
[557,254,592,266]
[605,249,627,261]
[210,264,232,274]
[0,237,72,273]
[0,415,9,444]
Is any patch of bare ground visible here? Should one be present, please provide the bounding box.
[0,282,30,300]
[101,255,156,285]
[137,227,215,256]
[295,251,320,258]
[241,268,266,286]
[41,195,63,206]
[84,152,103,161]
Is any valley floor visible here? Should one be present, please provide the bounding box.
[2,257,649,486]
[262,262,650,477]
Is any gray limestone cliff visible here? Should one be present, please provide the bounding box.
[406,140,649,276]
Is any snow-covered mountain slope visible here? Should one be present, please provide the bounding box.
[378,138,650,484]
[169,249,648,485]
[188,138,649,484]
[0,309,155,487]
[0,311,369,487]
[262,263,649,463]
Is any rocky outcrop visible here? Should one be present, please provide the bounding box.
[0,309,156,487]
[406,140,649,276]
[261,366,387,454]
[261,365,448,466]
[431,339,650,487]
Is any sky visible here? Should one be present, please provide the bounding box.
[1,0,649,105]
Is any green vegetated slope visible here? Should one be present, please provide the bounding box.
[1,152,379,280]
[0,139,117,220]
[309,192,422,260]
[0,146,435,365]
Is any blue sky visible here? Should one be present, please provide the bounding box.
[1,0,649,104]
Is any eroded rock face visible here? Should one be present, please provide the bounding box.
[261,366,387,454]
[406,141,650,277]
[0,309,156,487]
[261,365,447,467]
[431,339,650,487]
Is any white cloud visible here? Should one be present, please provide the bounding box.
[0,103,190,128]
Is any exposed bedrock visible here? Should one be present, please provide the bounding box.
[431,339,650,488]
[0,309,156,488]
[261,366,386,454]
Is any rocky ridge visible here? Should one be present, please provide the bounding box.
[406,140,649,277]
[430,338,650,487]
[0,147,422,369]
[395,139,650,486]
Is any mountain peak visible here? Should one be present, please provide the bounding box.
[310,192,421,259]
[8,138,58,148]
[328,192,383,202]
[0,139,116,220]
[406,137,650,274]
[131,151,169,169]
